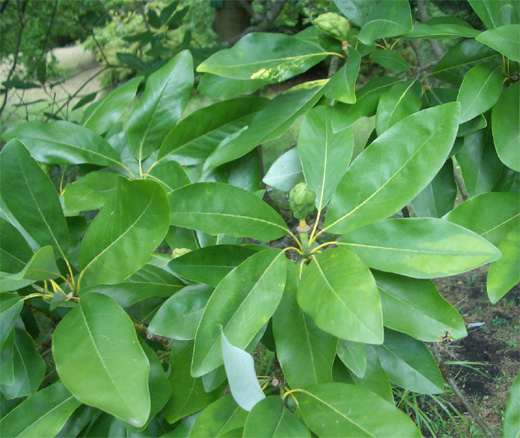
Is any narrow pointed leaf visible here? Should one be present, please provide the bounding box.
[325,49,361,104]
[476,25,520,61]
[296,383,421,437]
[127,51,194,161]
[52,293,151,427]
[79,179,170,287]
[0,382,81,438]
[492,82,520,171]
[357,0,412,45]
[337,340,366,378]
[325,103,460,234]
[375,80,421,134]
[369,50,409,72]
[263,148,303,192]
[469,0,506,29]
[169,183,288,242]
[192,249,287,377]
[504,371,520,438]
[298,247,383,344]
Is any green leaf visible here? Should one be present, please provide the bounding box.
[375,80,422,135]
[0,382,81,438]
[296,383,420,437]
[325,103,460,234]
[0,140,69,259]
[204,80,327,171]
[158,97,268,166]
[338,218,500,278]
[350,346,393,403]
[444,192,520,246]
[0,219,33,273]
[0,330,15,385]
[331,77,402,132]
[127,51,194,161]
[298,106,354,209]
[273,264,337,389]
[492,82,520,171]
[198,74,268,100]
[469,0,507,28]
[375,330,444,394]
[298,247,383,344]
[457,63,503,123]
[476,24,520,61]
[192,249,287,377]
[337,340,366,378]
[504,371,520,438]
[221,332,265,411]
[411,160,457,218]
[169,183,288,242]
[52,293,151,427]
[457,127,503,197]
[244,396,311,437]
[189,395,247,438]
[325,49,361,104]
[148,284,212,340]
[458,114,488,138]
[374,271,467,342]
[169,245,256,287]
[72,92,97,111]
[81,77,141,135]
[3,121,123,167]
[332,0,377,27]
[79,179,170,287]
[263,148,303,192]
[369,50,409,72]
[197,33,327,83]
[405,21,480,39]
[487,227,520,303]
[432,39,500,85]
[162,340,223,424]
[63,171,125,216]
[357,0,412,45]
[146,160,191,194]
[1,328,45,399]
[0,294,22,349]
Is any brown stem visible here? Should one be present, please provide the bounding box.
[452,157,469,201]
[432,344,497,438]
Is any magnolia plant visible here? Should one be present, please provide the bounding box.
[1,0,519,437]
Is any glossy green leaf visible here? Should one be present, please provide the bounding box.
[0,219,33,273]
[1,328,45,399]
[81,262,185,307]
[298,106,354,209]
[204,80,327,171]
[273,264,337,389]
[332,0,377,27]
[469,0,507,28]
[432,39,500,85]
[492,82,520,171]
[411,160,457,218]
[158,97,268,166]
[162,340,223,424]
[81,77,141,135]
[263,149,303,192]
[331,77,402,132]
[0,330,15,385]
[52,293,151,427]
[375,330,444,394]
[221,332,265,411]
[351,346,393,403]
[357,0,412,45]
[127,51,194,161]
[325,103,460,234]
[296,383,420,437]
[405,20,479,39]
[0,294,23,348]
[198,74,267,99]
[325,49,361,104]
[192,249,287,377]
[189,395,247,438]
[504,371,520,438]
[197,33,327,82]
[0,141,69,259]
[298,247,383,344]
[244,396,310,438]
[146,160,191,194]
[375,80,422,135]
[458,114,488,138]
[457,127,503,197]
[369,50,409,72]
[3,121,123,167]
[79,179,170,287]
[169,245,256,287]
[0,382,81,438]
[493,167,520,192]
[169,183,288,242]
[337,340,366,378]
[457,63,503,123]
[63,171,125,215]
[487,227,520,303]
[148,284,212,340]
[339,218,500,278]
[444,192,520,246]
[374,271,467,342]
[476,25,520,61]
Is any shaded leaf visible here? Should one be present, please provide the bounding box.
[369,50,409,72]
[325,49,361,104]
[357,0,412,45]
[263,148,303,192]
[492,82,520,171]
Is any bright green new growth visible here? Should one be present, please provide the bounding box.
[313,12,350,41]
[289,182,316,220]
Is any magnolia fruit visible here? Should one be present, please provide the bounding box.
[289,183,316,220]
[314,12,350,42]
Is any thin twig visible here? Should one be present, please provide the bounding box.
[417,0,444,59]
[452,157,469,201]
